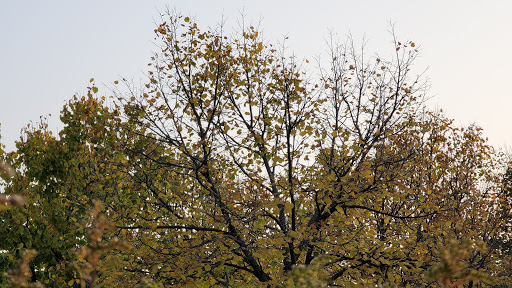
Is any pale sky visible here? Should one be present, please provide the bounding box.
[1,0,511,152]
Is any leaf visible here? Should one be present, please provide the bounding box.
[284,202,293,214]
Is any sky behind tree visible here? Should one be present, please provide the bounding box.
[1,0,511,151]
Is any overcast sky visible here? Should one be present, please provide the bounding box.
[1,0,511,152]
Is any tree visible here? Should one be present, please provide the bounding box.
[0,91,133,287]
[1,11,511,287]
[105,12,512,286]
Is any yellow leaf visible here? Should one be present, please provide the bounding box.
[288,230,300,239]
[151,266,158,274]
[284,202,293,213]
[184,17,190,22]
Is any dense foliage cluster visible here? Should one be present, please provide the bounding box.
[1,12,512,287]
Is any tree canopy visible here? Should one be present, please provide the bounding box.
[1,12,512,287]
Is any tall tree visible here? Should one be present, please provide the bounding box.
[108,12,512,286]
[0,91,133,287]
